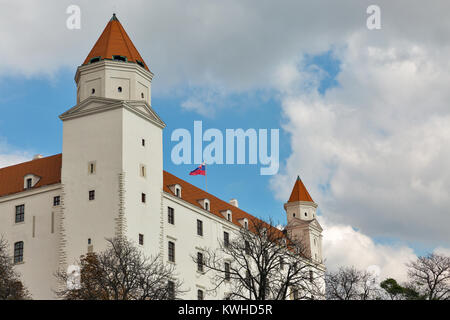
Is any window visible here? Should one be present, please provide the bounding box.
[293,213,295,218]
[136,60,145,68]
[197,219,203,236]
[168,207,175,225]
[197,289,204,300]
[141,92,145,99]
[118,87,122,93]
[88,162,96,175]
[91,88,95,94]
[139,234,144,245]
[89,190,95,201]
[15,205,24,223]
[141,193,146,203]
[53,196,60,206]
[168,241,175,262]
[89,57,101,63]
[204,202,209,211]
[244,220,248,229]
[88,238,92,245]
[309,270,314,283]
[113,55,127,62]
[197,252,204,272]
[26,178,32,189]
[168,281,175,300]
[175,187,181,198]
[140,164,146,177]
[304,212,307,217]
[245,241,251,255]
[14,241,24,264]
[225,262,231,281]
[224,232,229,248]
[227,212,232,221]
[142,139,145,147]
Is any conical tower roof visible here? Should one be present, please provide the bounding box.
[288,176,314,203]
[83,14,149,71]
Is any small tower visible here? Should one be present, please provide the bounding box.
[284,176,323,263]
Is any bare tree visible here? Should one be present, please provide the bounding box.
[406,253,450,300]
[0,236,31,300]
[55,237,183,300]
[197,218,323,300]
[325,266,380,300]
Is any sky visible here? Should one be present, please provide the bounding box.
[1,0,450,282]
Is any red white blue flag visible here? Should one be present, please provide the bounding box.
[190,163,206,176]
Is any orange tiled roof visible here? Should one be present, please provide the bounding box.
[288,176,314,203]
[163,171,283,236]
[82,14,150,71]
[0,154,62,198]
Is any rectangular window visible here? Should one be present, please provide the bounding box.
[168,281,175,300]
[168,241,175,262]
[139,234,144,245]
[26,178,32,189]
[140,164,146,178]
[14,241,24,264]
[88,162,96,174]
[53,196,60,206]
[197,252,204,272]
[15,205,25,223]
[89,190,95,201]
[197,219,203,236]
[197,289,204,300]
[168,207,175,225]
[142,139,145,147]
[141,193,146,203]
[245,240,251,255]
[225,262,231,281]
[224,231,229,248]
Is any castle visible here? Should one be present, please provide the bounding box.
[0,14,324,299]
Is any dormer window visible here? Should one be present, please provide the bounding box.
[113,55,127,62]
[136,60,145,68]
[198,199,210,211]
[89,56,101,64]
[238,218,249,229]
[169,184,182,198]
[24,174,40,190]
[221,210,232,222]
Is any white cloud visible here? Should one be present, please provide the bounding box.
[322,218,416,281]
[0,139,31,168]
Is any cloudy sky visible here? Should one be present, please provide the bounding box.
[1,0,449,281]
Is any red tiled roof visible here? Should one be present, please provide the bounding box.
[82,14,150,71]
[288,176,314,203]
[0,154,62,198]
[163,171,282,235]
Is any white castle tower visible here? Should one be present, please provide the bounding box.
[284,176,323,263]
[59,14,165,269]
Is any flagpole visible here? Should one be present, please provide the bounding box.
[205,165,207,192]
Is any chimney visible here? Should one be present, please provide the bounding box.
[33,154,43,160]
[229,199,238,208]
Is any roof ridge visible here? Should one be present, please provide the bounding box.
[0,153,62,172]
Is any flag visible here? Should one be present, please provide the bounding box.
[190,163,206,176]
